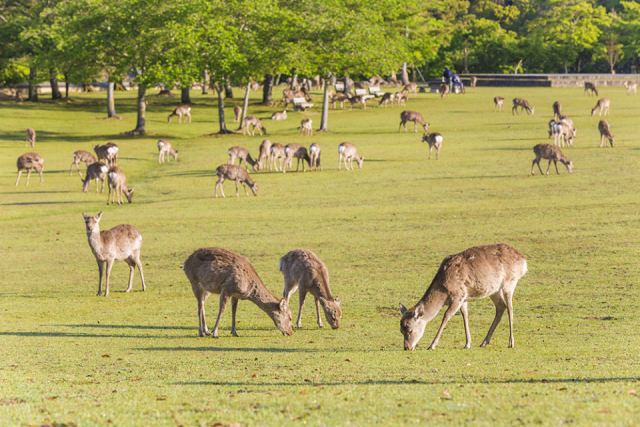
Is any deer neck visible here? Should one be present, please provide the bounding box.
[87,227,104,256]
[416,288,448,323]
[246,280,280,318]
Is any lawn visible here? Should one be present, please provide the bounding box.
[0,83,639,426]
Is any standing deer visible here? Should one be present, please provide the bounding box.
[15,152,44,186]
[553,122,574,147]
[94,143,118,167]
[300,118,313,136]
[279,249,341,329]
[82,211,146,297]
[25,128,36,147]
[271,110,288,120]
[168,105,192,123]
[624,81,637,96]
[591,98,610,116]
[470,76,477,87]
[233,106,242,122]
[70,150,97,176]
[182,247,293,338]
[440,84,450,99]
[378,92,394,108]
[584,82,598,96]
[157,139,178,163]
[338,142,364,170]
[422,131,444,160]
[493,96,505,112]
[399,243,527,351]
[257,139,272,170]
[269,143,286,171]
[227,146,258,172]
[395,91,408,106]
[552,101,562,121]
[283,143,311,173]
[403,82,418,97]
[531,144,573,175]
[309,143,322,171]
[598,120,615,147]
[214,164,258,197]
[346,95,366,110]
[512,98,534,115]
[82,162,109,193]
[107,167,134,205]
[329,90,349,109]
[399,110,428,133]
[242,116,267,136]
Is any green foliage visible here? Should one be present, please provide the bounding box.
[0,62,29,85]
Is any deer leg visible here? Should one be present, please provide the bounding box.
[296,290,307,329]
[134,250,146,291]
[25,169,32,186]
[38,169,43,184]
[15,171,22,186]
[436,146,440,160]
[600,134,604,147]
[230,297,239,337]
[159,152,163,163]
[429,146,432,159]
[104,259,114,297]
[459,301,472,349]
[100,178,105,193]
[504,289,515,348]
[545,159,552,175]
[96,260,104,296]
[211,293,230,338]
[295,158,300,172]
[241,182,249,196]
[125,259,135,292]
[235,179,240,197]
[314,296,324,328]
[338,154,342,171]
[188,113,191,123]
[481,293,506,347]
[414,121,418,133]
[196,293,209,336]
[107,184,112,205]
[428,299,464,350]
[554,160,560,174]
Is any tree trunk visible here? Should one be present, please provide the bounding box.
[107,82,120,119]
[401,63,410,86]
[28,66,38,102]
[64,72,69,99]
[464,48,469,74]
[564,59,568,74]
[216,82,232,134]
[344,76,352,95]
[275,73,281,86]
[238,82,251,130]
[202,69,209,94]
[412,67,416,83]
[49,68,62,100]
[129,84,146,135]
[181,87,191,104]
[262,73,273,105]
[225,80,233,98]
[318,79,330,132]
[291,68,298,90]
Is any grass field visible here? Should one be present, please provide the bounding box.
[0,84,639,426]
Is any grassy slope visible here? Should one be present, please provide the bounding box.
[0,85,639,426]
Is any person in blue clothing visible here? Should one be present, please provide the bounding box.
[452,73,464,92]
[443,67,453,88]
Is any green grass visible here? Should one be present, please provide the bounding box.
[1,85,639,426]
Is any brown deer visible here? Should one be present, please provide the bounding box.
[227,146,258,172]
[338,142,364,170]
[584,81,598,96]
[167,105,192,123]
[531,144,573,175]
[440,83,450,99]
[512,98,534,115]
[378,92,394,108]
[25,128,36,147]
[399,243,527,351]
[624,81,637,96]
[93,143,118,167]
[106,167,134,205]
[552,101,562,121]
[470,76,477,87]
[395,91,408,106]
[15,152,44,186]
[283,143,311,173]
[269,143,286,171]
[182,247,293,338]
[82,162,109,193]
[82,212,146,297]
[309,143,322,171]
[157,139,178,163]
[214,164,258,197]
[329,90,349,109]
[279,249,341,329]
[70,150,97,176]
[242,116,267,136]
[553,122,574,147]
[591,98,610,116]
[257,139,272,170]
[399,110,428,133]
[346,95,366,110]
[233,106,242,122]
[271,110,288,120]
[403,82,418,97]
[598,120,615,147]
[300,118,313,136]
[422,131,444,160]
[494,96,505,112]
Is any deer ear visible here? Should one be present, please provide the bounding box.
[279,299,288,311]
[335,296,341,305]
[130,188,135,193]
[96,211,103,221]
[399,303,408,315]
[82,212,87,219]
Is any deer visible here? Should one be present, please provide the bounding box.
[167,105,192,123]
[279,249,341,329]
[552,101,562,121]
[16,90,23,103]
[93,143,118,167]
[624,81,637,96]
[403,82,418,97]
[269,143,286,171]
[182,247,293,338]
[440,83,450,99]
[531,144,573,175]
[300,118,313,136]
[70,150,97,176]
[25,128,36,147]
[15,152,44,186]
[338,142,364,171]
[257,139,272,170]
[329,90,349,109]
[106,167,134,205]
[82,162,109,193]
[591,98,610,116]
[82,212,146,297]
[378,92,394,108]
[399,243,527,351]
[395,91,408,106]
[346,95,366,110]
[283,143,311,173]
[309,143,322,171]
[470,76,477,87]
[422,131,444,160]
[584,81,598,96]
[493,96,504,112]
[399,110,428,133]
[554,122,574,147]
[157,139,178,163]
[233,106,242,122]
[214,164,258,197]
[598,120,615,147]
[271,110,288,120]
[227,146,258,172]
[242,116,267,136]
[512,98,534,115]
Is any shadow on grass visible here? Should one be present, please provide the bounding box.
[480,147,533,151]
[0,130,133,143]
[1,201,85,206]
[0,190,76,194]
[137,346,333,353]
[56,324,193,330]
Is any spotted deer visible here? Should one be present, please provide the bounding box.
[309,143,322,171]
[553,101,562,121]
[107,167,134,205]
[157,139,178,163]
[214,164,258,197]
[227,146,258,172]
[512,98,534,115]
[269,143,286,171]
[591,98,610,116]
[531,144,573,175]
[422,131,444,160]
[94,143,118,167]
[584,82,598,96]
[494,96,504,112]
[25,128,36,147]
[624,81,637,96]
[233,106,242,122]
[399,110,428,133]
[257,139,272,170]
[82,162,109,193]
[283,143,311,173]
[70,150,97,176]
[182,247,293,338]
[15,152,44,186]
[300,118,313,136]
[338,142,364,171]
[598,120,615,147]
[271,110,288,120]
[440,84,450,99]
[399,243,527,351]
[242,116,267,136]
[168,105,192,123]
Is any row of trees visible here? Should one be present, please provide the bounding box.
[1,0,640,134]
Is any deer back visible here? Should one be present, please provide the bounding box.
[17,152,44,170]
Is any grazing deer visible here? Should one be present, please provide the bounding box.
[82,162,109,193]
[82,211,146,297]
[70,150,97,176]
[338,142,364,171]
[257,139,272,170]
[624,81,637,96]
[227,146,258,172]
[378,92,394,108]
[440,84,450,99]
[157,139,178,163]
[309,143,322,171]
[422,131,443,160]
[233,106,242,122]
[249,80,260,92]
[329,90,349,109]
[552,101,562,121]
[470,76,477,87]
[182,247,293,338]
[167,105,192,123]
[214,164,258,197]
[531,144,573,175]
[554,122,574,147]
[399,243,527,351]
[346,95,366,110]
[598,120,615,147]
[591,98,610,116]
[94,143,118,167]
[279,249,341,329]
[512,98,534,115]
[403,82,418,97]
[269,143,286,172]
[25,128,36,147]
[15,152,44,186]
[107,167,134,205]
[242,116,267,136]
[271,110,288,120]
[493,96,504,112]
[283,143,311,173]
[395,91,408,106]
[300,118,313,136]
[399,110,428,133]
[584,81,598,96]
